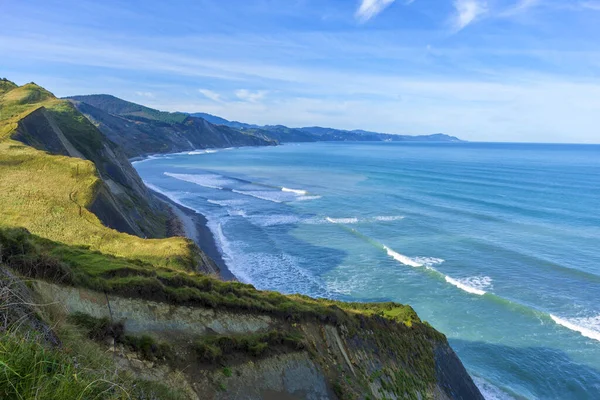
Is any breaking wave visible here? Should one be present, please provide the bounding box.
[231,189,284,203]
[550,314,600,342]
[282,187,308,195]
[164,172,233,190]
[326,217,359,224]
[445,276,491,296]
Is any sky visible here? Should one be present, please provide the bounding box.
[2,0,600,143]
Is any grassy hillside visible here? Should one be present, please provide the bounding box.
[0,81,199,270]
[67,94,189,124]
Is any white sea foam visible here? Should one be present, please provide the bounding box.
[374,216,405,222]
[232,189,284,203]
[206,218,329,296]
[445,276,491,296]
[412,257,445,267]
[164,172,233,190]
[187,149,218,155]
[144,183,191,210]
[227,209,247,217]
[550,314,600,342]
[473,377,516,400]
[326,217,359,224]
[251,215,303,227]
[282,187,308,195]
[207,199,247,207]
[383,245,423,268]
[132,155,160,165]
[296,195,322,201]
[325,216,405,224]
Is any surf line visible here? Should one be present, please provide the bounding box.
[326,217,600,341]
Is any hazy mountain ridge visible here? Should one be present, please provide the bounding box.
[191,112,463,143]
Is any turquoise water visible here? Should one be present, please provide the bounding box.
[134,142,600,399]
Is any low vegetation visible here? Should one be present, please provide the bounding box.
[0,82,198,271]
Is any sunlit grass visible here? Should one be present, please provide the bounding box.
[0,83,197,271]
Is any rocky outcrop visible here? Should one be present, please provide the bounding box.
[34,281,484,400]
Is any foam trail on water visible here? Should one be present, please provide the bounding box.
[473,377,516,400]
[445,276,489,296]
[374,216,405,222]
[164,172,233,190]
[326,217,359,224]
[550,314,600,342]
[382,245,423,268]
[232,189,283,203]
[296,195,322,201]
[207,199,247,207]
[282,187,308,195]
[144,182,189,208]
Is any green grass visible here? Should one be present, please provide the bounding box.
[194,329,305,362]
[0,329,188,400]
[68,94,188,124]
[0,83,198,271]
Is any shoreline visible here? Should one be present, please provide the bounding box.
[150,189,237,281]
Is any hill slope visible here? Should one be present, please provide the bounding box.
[1,80,483,400]
[67,95,277,157]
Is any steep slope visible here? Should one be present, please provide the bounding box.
[1,81,483,399]
[67,95,277,157]
[0,81,207,271]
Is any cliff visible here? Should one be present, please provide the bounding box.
[67,94,277,157]
[0,80,483,399]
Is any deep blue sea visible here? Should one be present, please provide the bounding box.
[134,142,600,399]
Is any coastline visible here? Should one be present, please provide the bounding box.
[150,189,237,281]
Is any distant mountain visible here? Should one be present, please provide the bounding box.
[189,112,462,143]
[66,95,277,157]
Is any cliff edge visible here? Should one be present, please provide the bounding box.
[0,79,483,399]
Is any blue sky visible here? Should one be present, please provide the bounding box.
[2,0,600,143]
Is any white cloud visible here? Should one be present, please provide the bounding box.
[452,0,487,31]
[134,91,154,98]
[355,0,396,22]
[580,1,600,10]
[198,89,223,102]
[235,89,268,102]
[500,0,540,16]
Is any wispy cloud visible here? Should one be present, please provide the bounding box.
[198,89,223,102]
[580,1,600,10]
[355,0,396,22]
[452,0,488,31]
[500,0,540,16]
[135,91,154,98]
[235,89,268,102]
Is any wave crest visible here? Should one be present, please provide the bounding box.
[550,314,600,342]
[445,276,491,296]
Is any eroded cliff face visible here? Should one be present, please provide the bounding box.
[67,96,277,158]
[12,105,168,238]
[34,281,484,400]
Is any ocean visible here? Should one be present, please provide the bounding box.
[133,142,600,399]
